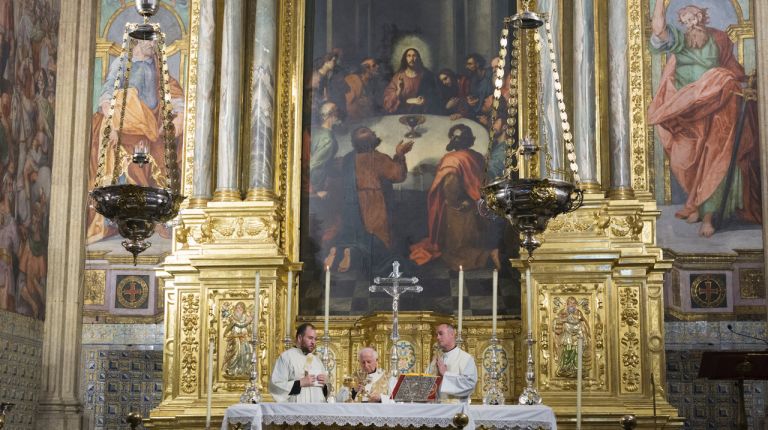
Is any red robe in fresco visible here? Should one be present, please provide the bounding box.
[647,28,761,223]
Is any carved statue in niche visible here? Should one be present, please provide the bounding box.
[221,301,254,377]
[552,296,591,378]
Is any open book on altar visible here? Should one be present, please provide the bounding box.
[391,373,442,403]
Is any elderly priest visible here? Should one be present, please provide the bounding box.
[338,347,392,403]
[269,323,329,402]
[427,323,478,403]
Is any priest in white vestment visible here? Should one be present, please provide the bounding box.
[338,347,392,403]
[269,323,329,402]
[427,323,478,403]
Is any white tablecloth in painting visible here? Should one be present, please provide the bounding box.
[221,403,557,430]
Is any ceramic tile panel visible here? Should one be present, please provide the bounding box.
[0,310,44,430]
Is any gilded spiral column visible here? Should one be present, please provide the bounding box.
[573,0,600,191]
[213,0,245,202]
[190,0,216,207]
[607,0,634,199]
[246,0,278,200]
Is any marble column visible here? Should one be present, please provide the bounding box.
[36,0,98,428]
[466,0,492,60]
[246,0,278,200]
[537,0,564,180]
[190,0,217,207]
[214,0,245,201]
[438,2,456,71]
[607,0,634,199]
[573,0,600,190]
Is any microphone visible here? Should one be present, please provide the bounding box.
[726,324,768,348]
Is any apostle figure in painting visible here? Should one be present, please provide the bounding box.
[344,58,383,121]
[436,68,470,120]
[464,53,493,123]
[309,102,340,200]
[325,127,413,273]
[647,2,761,237]
[383,48,438,114]
[269,323,329,403]
[338,347,391,403]
[409,124,499,270]
[427,323,477,403]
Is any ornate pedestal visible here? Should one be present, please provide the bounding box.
[514,194,684,428]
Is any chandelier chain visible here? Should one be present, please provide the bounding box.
[95,29,131,188]
[542,18,580,184]
[113,32,137,184]
[157,28,180,191]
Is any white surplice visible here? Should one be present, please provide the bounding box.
[269,347,328,403]
[428,347,478,403]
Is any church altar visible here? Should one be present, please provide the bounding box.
[221,403,557,430]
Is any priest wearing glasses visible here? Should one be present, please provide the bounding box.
[269,323,329,402]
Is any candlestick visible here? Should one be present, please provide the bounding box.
[284,270,293,347]
[324,266,331,333]
[492,269,498,335]
[577,335,583,429]
[457,266,464,342]
[525,266,533,330]
[254,272,260,340]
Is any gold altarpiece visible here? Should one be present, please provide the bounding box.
[144,0,684,428]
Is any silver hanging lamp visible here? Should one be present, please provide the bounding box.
[90,0,185,264]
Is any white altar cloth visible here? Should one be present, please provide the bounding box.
[221,403,557,430]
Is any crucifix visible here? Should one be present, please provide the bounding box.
[369,261,422,378]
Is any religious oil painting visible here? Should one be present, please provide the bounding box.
[85,0,189,252]
[0,0,61,319]
[298,0,521,317]
[649,0,762,253]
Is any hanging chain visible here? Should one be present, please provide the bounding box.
[111,25,137,185]
[485,20,518,182]
[156,28,180,192]
[485,17,522,181]
[95,26,132,188]
[542,17,580,184]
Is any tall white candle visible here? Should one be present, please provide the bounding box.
[458,266,464,338]
[286,270,293,337]
[206,303,215,429]
[324,266,331,334]
[254,272,260,340]
[526,267,533,330]
[492,269,498,335]
[577,335,583,430]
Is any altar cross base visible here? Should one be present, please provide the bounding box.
[369,261,422,378]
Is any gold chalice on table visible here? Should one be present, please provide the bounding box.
[399,114,426,138]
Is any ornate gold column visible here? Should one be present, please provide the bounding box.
[146,0,302,427]
[518,197,683,427]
